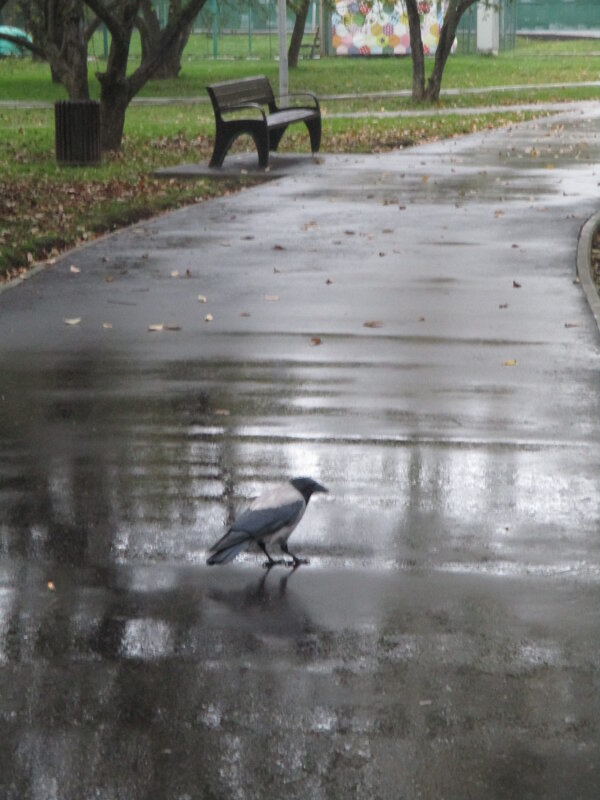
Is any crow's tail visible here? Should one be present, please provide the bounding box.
[206,539,248,565]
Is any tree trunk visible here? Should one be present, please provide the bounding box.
[16,0,90,99]
[87,0,207,151]
[424,0,472,101]
[404,0,425,101]
[288,0,310,69]
[137,0,193,78]
[99,81,130,151]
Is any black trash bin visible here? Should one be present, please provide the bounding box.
[55,100,101,166]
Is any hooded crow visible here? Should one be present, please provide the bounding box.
[207,477,328,568]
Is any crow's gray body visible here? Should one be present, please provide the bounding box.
[207,477,327,567]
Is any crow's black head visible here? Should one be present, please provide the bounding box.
[290,477,328,503]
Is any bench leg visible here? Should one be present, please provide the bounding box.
[209,122,270,168]
[252,129,270,168]
[268,127,286,153]
[209,132,234,168]
[305,117,321,154]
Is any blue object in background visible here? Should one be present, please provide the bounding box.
[0,26,32,57]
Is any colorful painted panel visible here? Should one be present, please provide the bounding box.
[332,1,447,56]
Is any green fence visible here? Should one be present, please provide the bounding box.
[517,0,600,31]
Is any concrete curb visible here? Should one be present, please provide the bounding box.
[577,211,600,333]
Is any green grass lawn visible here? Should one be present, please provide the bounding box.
[1,35,599,280]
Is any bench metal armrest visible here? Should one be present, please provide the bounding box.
[275,92,320,112]
[220,102,267,122]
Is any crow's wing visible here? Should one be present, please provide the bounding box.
[232,499,304,540]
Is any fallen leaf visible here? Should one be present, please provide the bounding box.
[310,337,322,346]
[198,294,207,303]
[419,316,426,322]
[379,252,386,257]
[64,317,81,326]
[344,230,355,235]
[421,175,429,184]
[503,359,517,367]
[564,322,579,328]
[205,313,213,322]
[47,581,56,591]
[419,699,432,707]
[170,270,179,278]
[214,408,230,416]
[70,265,80,274]
[494,210,504,218]
[148,323,164,332]
[511,244,519,249]
[513,280,522,288]
[102,322,113,329]
[165,324,181,331]
[273,244,286,251]
[363,320,383,328]
[240,312,251,317]
[264,294,279,302]
[105,275,114,283]
[326,278,333,285]
[273,267,281,274]
[499,303,508,309]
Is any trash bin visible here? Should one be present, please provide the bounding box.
[55,100,101,166]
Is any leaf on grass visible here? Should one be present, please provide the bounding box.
[513,280,522,288]
[165,324,181,331]
[105,275,114,283]
[170,270,179,278]
[197,294,207,303]
[64,317,81,326]
[499,303,508,309]
[564,322,579,328]
[363,320,383,328]
[310,337,322,346]
[273,244,286,251]
[326,278,333,285]
[205,313,213,322]
[494,210,504,218]
[102,322,113,329]
[264,294,279,302]
[503,359,517,367]
[214,408,230,416]
[70,265,80,274]
[47,581,56,591]
[148,323,164,332]
[240,312,251,317]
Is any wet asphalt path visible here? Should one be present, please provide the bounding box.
[1,104,600,798]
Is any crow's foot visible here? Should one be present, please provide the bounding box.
[262,558,285,569]
[285,557,309,568]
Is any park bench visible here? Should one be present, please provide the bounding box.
[206,75,321,168]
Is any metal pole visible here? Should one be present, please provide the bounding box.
[211,0,218,58]
[277,0,288,99]
[248,1,252,56]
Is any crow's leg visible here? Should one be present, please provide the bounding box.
[280,541,309,567]
[258,541,284,568]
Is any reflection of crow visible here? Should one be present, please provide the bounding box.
[207,477,328,567]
